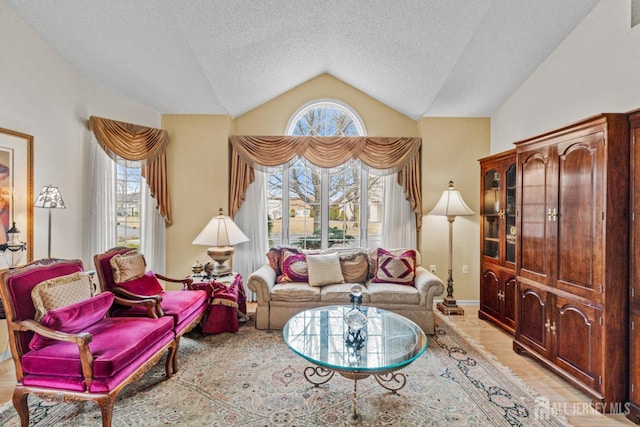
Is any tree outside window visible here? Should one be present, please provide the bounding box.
[267,101,383,249]
[116,161,142,249]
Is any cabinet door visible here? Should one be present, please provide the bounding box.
[516,283,550,357]
[482,168,502,262]
[480,268,501,319]
[502,273,517,330]
[554,295,602,391]
[517,148,552,286]
[504,162,517,268]
[554,134,604,302]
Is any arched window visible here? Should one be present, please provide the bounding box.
[267,100,384,249]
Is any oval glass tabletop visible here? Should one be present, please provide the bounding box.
[282,305,427,373]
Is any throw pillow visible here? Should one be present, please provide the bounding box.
[110,250,146,283]
[117,271,164,296]
[278,249,308,283]
[31,272,97,322]
[266,246,302,278]
[372,248,417,285]
[307,252,345,287]
[337,251,370,283]
[29,292,115,351]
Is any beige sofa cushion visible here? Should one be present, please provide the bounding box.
[367,282,420,305]
[271,283,321,302]
[336,251,369,283]
[320,283,371,303]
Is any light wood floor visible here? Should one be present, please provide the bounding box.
[0,304,633,426]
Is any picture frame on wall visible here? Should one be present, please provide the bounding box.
[0,128,33,269]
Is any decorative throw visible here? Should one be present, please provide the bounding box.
[31,272,97,322]
[278,249,308,283]
[110,250,146,283]
[372,248,416,285]
[306,252,345,287]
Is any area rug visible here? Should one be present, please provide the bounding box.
[0,316,569,426]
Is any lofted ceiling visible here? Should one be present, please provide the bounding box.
[7,0,599,120]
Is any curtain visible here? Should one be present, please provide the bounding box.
[381,174,417,249]
[85,135,117,263]
[88,116,172,224]
[141,178,166,273]
[232,170,269,301]
[229,136,422,230]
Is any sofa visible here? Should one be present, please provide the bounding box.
[247,247,445,334]
[0,258,177,427]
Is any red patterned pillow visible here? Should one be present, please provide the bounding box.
[372,248,416,285]
[278,249,308,283]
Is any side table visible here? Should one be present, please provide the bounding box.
[191,272,247,334]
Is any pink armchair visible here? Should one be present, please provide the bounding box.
[94,247,208,364]
[0,258,177,427]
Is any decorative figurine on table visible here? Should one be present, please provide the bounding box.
[344,284,367,356]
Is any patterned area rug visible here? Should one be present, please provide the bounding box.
[0,314,569,426]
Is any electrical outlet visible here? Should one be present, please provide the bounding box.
[462,265,469,274]
[429,265,436,273]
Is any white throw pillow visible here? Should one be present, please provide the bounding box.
[307,252,345,287]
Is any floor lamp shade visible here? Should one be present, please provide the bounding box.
[428,181,474,315]
[192,209,249,276]
[34,185,66,259]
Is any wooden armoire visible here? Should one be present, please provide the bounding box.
[479,150,517,334]
[513,113,629,411]
[629,110,640,423]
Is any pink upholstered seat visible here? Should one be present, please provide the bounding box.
[0,258,177,427]
[94,247,208,338]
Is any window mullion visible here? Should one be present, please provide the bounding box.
[360,169,368,248]
[321,173,329,248]
[282,166,290,245]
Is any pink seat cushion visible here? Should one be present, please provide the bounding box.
[22,316,174,379]
[117,271,164,296]
[29,292,115,350]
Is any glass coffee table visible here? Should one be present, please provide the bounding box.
[282,305,427,422]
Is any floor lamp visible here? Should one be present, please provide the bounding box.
[428,181,474,315]
[34,185,66,258]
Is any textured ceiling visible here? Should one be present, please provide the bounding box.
[7,0,599,120]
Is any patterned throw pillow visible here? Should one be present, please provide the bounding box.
[307,252,345,287]
[31,272,97,321]
[278,249,308,283]
[110,250,146,283]
[372,248,417,285]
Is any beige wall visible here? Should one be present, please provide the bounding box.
[420,117,490,302]
[162,115,232,282]
[163,75,490,302]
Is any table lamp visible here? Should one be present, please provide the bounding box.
[192,208,249,277]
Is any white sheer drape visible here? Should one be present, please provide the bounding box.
[233,170,269,301]
[381,173,417,249]
[141,179,165,273]
[86,135,165,274]
[86,135,117,264]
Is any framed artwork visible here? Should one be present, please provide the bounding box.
[0,128,33,268]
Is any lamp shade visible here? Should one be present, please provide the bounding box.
[34,185,66,209]
[192,209,249,247]
[428,181,474,217]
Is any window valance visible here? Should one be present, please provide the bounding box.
[88,116,172,225]
[229,135,423,229]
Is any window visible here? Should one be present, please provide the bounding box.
[267,100,384,249]
[116,160,142,249]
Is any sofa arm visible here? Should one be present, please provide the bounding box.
[414,266,445,307]
[247,265,276,305]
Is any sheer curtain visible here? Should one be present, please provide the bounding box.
[140,178,165,273]
[85,135,117,264]
[381,173,417,249]
[232,170,268,301]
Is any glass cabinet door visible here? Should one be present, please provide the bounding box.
[504,163,516,264]
[483,169,501,259]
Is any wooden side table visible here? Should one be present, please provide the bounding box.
[190,273,246,334]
